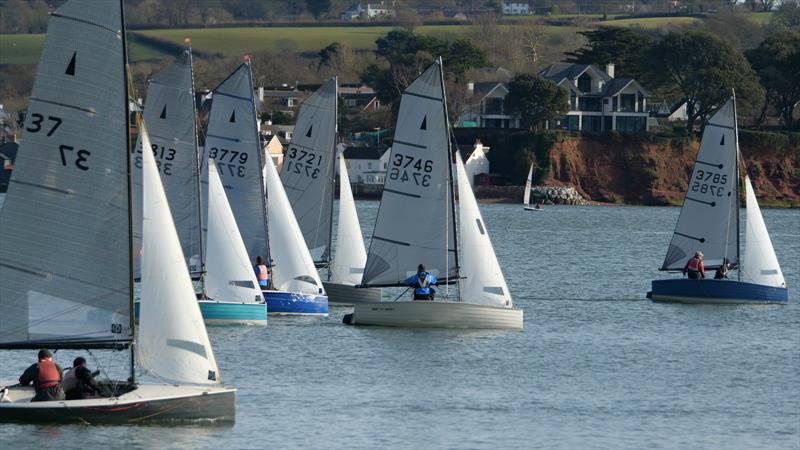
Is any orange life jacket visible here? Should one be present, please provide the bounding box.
[256,264,269,281]
[37,360,60,388]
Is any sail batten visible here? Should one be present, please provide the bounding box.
[361,62,457,287]
[279,78,338,264]
[0,0,131,348]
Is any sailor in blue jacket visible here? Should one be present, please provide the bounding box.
[404,264,438,301]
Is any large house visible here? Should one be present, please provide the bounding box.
[340,2,395,20]
[459,81,520,129]
[341,146,390,184]
[538,63,650,133]
[502,2,531,15]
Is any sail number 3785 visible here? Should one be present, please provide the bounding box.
[691,169,728,197]
[389,153,433,186]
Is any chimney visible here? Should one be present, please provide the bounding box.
[467,82,475,93]
[258,86,264,102]
[605,63,615,78]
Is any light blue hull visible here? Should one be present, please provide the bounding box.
[650,278,788,304]
[134,300,268,325]
[262,290,328,315]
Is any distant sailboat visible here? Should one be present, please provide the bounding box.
[522,163,541,211]
[0,1,234,422]
[649,96,788,304]
[344,59,523,329]
[202,61,327,315]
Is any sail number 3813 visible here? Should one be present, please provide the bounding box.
[389,153,433,187]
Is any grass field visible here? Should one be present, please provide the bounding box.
[0,34,167,65]
[598,16,702,28]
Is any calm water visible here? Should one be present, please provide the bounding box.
[1,195,799,449]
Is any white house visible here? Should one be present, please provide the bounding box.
[538,62,650,132]
[464,140,490,186]
[459,82,520,129]
[340,2,395,20]
[263,134,284,171]
[502,1,530,15]
[341,146,390,184]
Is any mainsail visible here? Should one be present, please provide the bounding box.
[279,78,338,264]
[133,49,202,277]
[0,0,131,349]
[741,176,786,288]
[523,164,533,207]
[201,62,268,264]
[265,152,324,295]
[661,99,739,270]
[137,124,221,385]
[456,151,513,307]
[361,61,458,287]
[330,145,367,285]
[205,159,263,303]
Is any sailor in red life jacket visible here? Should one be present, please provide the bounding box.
[18,348,65,402]
[683,251,706,279]
[254,256,270,290]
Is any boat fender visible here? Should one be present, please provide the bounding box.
[342,313,354,325]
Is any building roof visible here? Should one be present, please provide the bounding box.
[343,146,389,160]
[539,63,611,84]
[471,81,508,98]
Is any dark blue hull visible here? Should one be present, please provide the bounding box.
[262,290,329,315]
[650,278,788,304]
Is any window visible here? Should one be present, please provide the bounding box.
[483,97,503,115]
[368,162,372,169]
[578,97,601,112]
[615,116,646,133]
[287,99,294,107]
[577,74,592,93]
[383,163,387,169]
[619,94,636,112]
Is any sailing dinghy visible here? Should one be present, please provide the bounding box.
[344,59,523,329]
[0,1,234,422]
[202,62,327,315]
[522,164,542,211]
[649,97,788,304]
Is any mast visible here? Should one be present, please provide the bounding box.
[120,0,136,382]
[732,91,741,281]
[187,40,206,284]
[246,57,271,275]
[438,57,461,300]
[327,77,339,281]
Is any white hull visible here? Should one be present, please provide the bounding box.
[523,206,543,211]
[346,301,523,330]
[323,281,382,306]
[0,381,235,423]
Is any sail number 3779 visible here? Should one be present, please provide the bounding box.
[389,153,433,187]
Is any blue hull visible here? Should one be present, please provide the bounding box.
[650,278,788,304]
[262,290,328,315]
[134,300,267,325]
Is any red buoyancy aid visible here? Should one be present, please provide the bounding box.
[37,360,60,388]
[256,264,269,281]
[687,257,703,273]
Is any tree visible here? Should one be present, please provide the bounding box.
[646,31,764,131]
[306,0,331,18]
[564,28,654,80]
[773,1,800,28]
[504,74,569,131]
[747,31,800,129]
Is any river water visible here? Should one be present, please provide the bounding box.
[1,196,798,449]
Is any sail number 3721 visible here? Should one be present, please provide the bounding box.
[389,153,433,186]
[691,169,728,197]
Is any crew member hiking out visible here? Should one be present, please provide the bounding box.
[18,349,65,402]
[404,264,438,301]
[683,251,705,279]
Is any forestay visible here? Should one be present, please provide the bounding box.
[661,99,739,270]
[362,61,457,287]
[0,0,131,349]
[201,63,268,265]
[137,125,221,385]
[330,145,367,285]
[133,50,202,278]
[741,176,785,288]
[456,151,513,307]
[279,78,337,264]
[205,160,263,303]
[523,164,533,207]
[265,152,324,295]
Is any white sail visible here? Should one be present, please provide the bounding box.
[362,61,457,287]
[523,164,533,207]
[204,159,263,303]
[201,63,268,265]
[456,151,513,307]
[137,124,221,386]
[279,78,338,264]
[133,50,202,278]
[0,0,131,348]
[742,176,786,288]
[330,145,367,285]
[661,98,739,270]
[265,151,324,295]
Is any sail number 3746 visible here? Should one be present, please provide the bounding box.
[389,153,433,186]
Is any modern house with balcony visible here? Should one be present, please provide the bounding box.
[538,63,650,133]
[459,82,520,129]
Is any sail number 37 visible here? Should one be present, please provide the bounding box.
[691,169,728,197]
[26,113,91,171]
[389,153,432,187]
